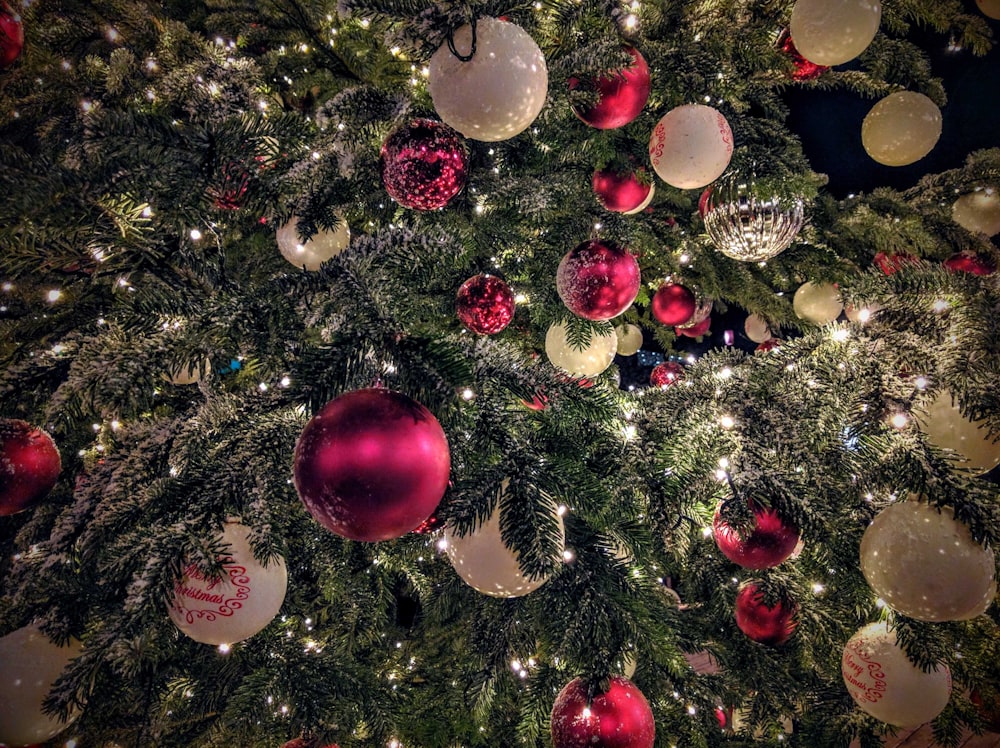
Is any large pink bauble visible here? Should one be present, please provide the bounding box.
[713,502,801,570]
[380,119,469,211]
[592,168,655,214]
[0,419,61,516]
[456,274,515,334]
[735,583,799,646]
[551,676,655,748]
[571,47,651,130]
[557,240,641,321]
[293,389,451,542]
[651,283,696,326]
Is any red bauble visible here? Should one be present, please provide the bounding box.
[380,119,468,211]
[0,419,61,516]
[698,187,713,219]
[755,338,782,353]
[735,583,799,646]
[456,274,515,334]
[676,316,711,338]
[944,251,995,276]
[550,676,655,748]
[650,361,685,388]
[293,389,450,542]
[592,168,654,214]
[777,29,828,81]
[0,3,24,69]
[570,47,651,130]
[971,690,1000,733]
[713,502,800,570]
[651,283,696,326]
[557,240,641,321]
[873,251,920,275]
[208,162,251,210]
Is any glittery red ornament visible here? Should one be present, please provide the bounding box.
[651,283,696,326]
[550,676,655,748]
[570,47,651,130]
[293,389,450,542]
[380,119,468,211]
[777,29,828,81]
[557,240,641,321]
[0,419,61,516]
[713,502,800,570]
[592,168,654,214]
[650,361,685,388]
[676,316,711,338]
[944,251,995,276]
[456,274,515,334]
[755,338,782,353]
[735,582,799,646]
[874,251,920,275]
[0,3,24,69]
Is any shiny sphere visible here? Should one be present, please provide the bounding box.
[793,281,842,325]
[650,361,685,387]
[551,676,655,748]
[571,47,651,130]
[778,28,829,80]
[651,283,696,326]
[0,419,61,517]
[917,389,1000,475]
[648,105,733,189]
[862,92,942,167]
[713,503,801,570]
[544,321,618,378]
[744,314,772,344]
[456,274,515,334]
[592,168,655,214]
[790,0,881,67]
[735,583,799,646]
[0,4,23,69]
[276,216,350,271]
[615,324,644,356]
[943,252,995,276]
[952,190,1000,236]
[380,119,469,210]
[557,240,641,321]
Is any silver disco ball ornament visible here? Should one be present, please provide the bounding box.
[703,177,805,262]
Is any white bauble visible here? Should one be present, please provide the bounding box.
[917,390,1000,475]
[443,485,565,598]
[0,624,83,746]
[169,521,288,645]
[977,0,1000,20]
[792,281,842,324]
[544,321,617,377]
[428,17,548,142]
[861,501,995,621]
[744,314,771,344]
[845,302,881,324]
[841,621,951,727]
[165,359,211,386]
[789,0,882,67]
[276,215,350,271]
[862,92,942,167]
[615,324,644,356]
[621,648,638,679]
[952,190,1000,237]
[648,104,734,189]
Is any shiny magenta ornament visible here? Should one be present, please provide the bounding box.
[944,251,995,276]
[380,119,468,211]
[0,3,24,69]
[557,240,641,321]
[550,676,655,748]
[0,419,61,516]
[651,283,696,326]
[650,362,685,388]
[735,582,799,646]
[293,389,450,542]
[713,501,800,570]
[570,47,651,130]
[592,168,654,214]
[676,316,711,338]
[456,274,515,334]
[777,29,828,81]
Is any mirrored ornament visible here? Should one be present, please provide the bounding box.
[703,177,804,262]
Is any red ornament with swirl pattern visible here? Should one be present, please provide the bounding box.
[551,676,655,748]
[570,47,651,130]
[557,239,641,321]
[777,28,828,81]
[0,3,24,69]
[456,274,516,334]
[380,119,469,211]
[0,419,61,517]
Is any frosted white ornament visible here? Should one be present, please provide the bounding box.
[169,521,288,645]
[164,359,211,386]
[977,0,1000,20]
[792,281,842,324]
[276,215,350,271]
[648,104,734,189]
[841,621,951,727]
[0,624,83,747]
[615,323,644,356]
[744,314,771,344]
[862,92,942,167]
[952,189,1000,237]
[428,17,548,142]
[544,321,617,377]
[917,390,1000,475]
[444,483,565,597]
[861,500,995,621]
[789,0,882,67]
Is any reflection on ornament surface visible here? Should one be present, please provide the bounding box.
[704,177,804,262]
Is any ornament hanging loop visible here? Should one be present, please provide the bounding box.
[446,15,478,61]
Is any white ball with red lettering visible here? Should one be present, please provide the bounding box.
[169,521,288,645]
[428,17,548,142]
[841,621,951,727]
[648,104,733,189]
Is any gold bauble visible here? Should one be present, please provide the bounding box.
[862,92,942,167]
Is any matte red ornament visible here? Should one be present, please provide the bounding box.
[570,47,651,130]
[592,168,654,213]
[456,274,515,334]
[944,251,995,276]
[735,582,799,646]
[557,240,641,321]
[777,29,828,81]
[874,251,920,276]
[0,3,24,69]
[550,676,655,748]
[713,502,800,570]
[0,419,61,516]
[676,316,711,339]
[650,361,685,388]
[380,119,468,211]
[755,338,782,353]
[293,389,450,542]
[651,283,696,326]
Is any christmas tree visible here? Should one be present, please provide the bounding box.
[2,0,1000,746]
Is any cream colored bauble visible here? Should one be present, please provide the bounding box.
[952,190,1000,237]
[744,314,771,344]
[862,92,942,167]
[917,390,1000,474]
[428,17,548,142]
[842,621,951,727]
[544,321,617,377]
[169,521,288,645]
[0,624,83,746]
[276,215,350,271]
[845,302,881,324]
[789,0,882,66]
[443,485,565,597]
[615,324,644,356]
[164,359,211,386]
[621,649,638,679]
[792,281,842,324]
[648,104,734,189]
[861,501,995,621]
[977,0,1000,20]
